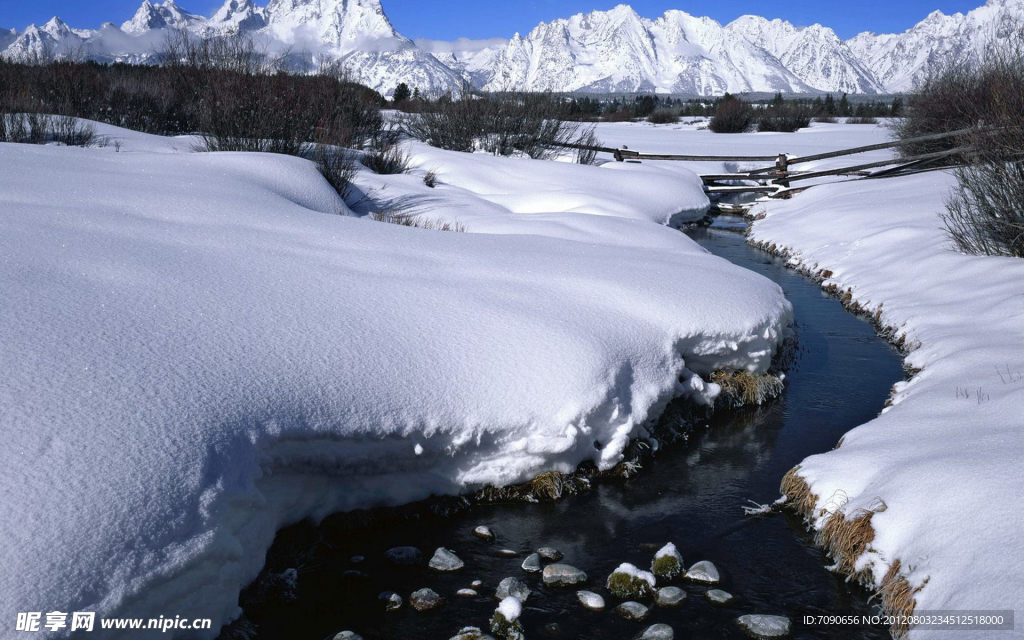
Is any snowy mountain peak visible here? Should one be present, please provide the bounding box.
[266,0,399,47]
[209,0,266,32]
[122,0,203,35]
[1,0,1019,96]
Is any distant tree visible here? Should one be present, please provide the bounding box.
[838,93,851,116]
[412,87,421,100]
[392,82,411,103]
[823,93,836,116]
[890,96,904,117]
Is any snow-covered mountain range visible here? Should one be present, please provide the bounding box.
[2,0,1021,96]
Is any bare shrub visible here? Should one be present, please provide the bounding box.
[758,97,812,132]
[894,32,1024,157]
[934,34,1024,257]
[572,125,601,165]
[313,146,357,202]
[943,160,1024,257]
[846,116,878,125]
[709,94,755,133]
[405,88,585,159]
[647,108,679,124]
[423,170,437,188]
[50,115,96,146]
[362,142,409,174]
[814,115,838,123]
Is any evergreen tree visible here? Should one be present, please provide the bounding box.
[392,82,411,103]
[823,93,836,116]
[838,93,851,117]
[890,96,904,117]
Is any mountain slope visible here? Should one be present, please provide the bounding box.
[847,0,1024,92]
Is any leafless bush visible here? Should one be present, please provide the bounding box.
[423,169,438,187]
[313,146,357,202]
[0,112,95,146]
[647,108,679,124]
[846,116,878,125]
[933,35,1024,257]
[405,88,585,159]
[573,125,600,165]
[814,115,838,123]
[362,142,409,174]
[943,159,1024,257]
[894,32,1024,158]
[50,115,96,146]
[758,101,812,132]
[709,95,755,133]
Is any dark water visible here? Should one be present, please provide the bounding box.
[229,221,905,640]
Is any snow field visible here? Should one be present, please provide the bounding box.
[0,122,791,637]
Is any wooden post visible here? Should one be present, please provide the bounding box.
[776,153,790,188]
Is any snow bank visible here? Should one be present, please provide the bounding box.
[0,130,791,638]
[749,171,1024,638]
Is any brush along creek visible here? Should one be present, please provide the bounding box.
[219,219,905,640]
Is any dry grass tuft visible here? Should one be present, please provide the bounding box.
[878,560,925,639]
[780,466,819,519]
[371,210,466,232]
[711,370,785,408]
[818,507,876,582]
[474,470,590,504]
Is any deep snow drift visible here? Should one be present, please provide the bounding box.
[0,124,791,637]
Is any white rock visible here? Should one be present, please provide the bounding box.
[736,615,791,638]
[576,590,606,610]
[429,547,465,572]
[615,600,650,621]
[379,591,403,611]
[471,580,483,588]
[706,588,734,604]
[496,576,530,602]
[457,588,479,597]
[474,525,496,541]
[639,623,674,640]
[542,563,588,587]
[449,627,496,640]
[655,586,686,607]
[409,587,445,612]
[521,552,542,573]
[497,549,518,558]
[684,560,720,584]
[536,546,563,561]
[333,632,362,640]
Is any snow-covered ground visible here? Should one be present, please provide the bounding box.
[750,173,1024,638]
[593,119,1024,637]
[0,122,792,637]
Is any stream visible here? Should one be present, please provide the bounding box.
[225,220,905,640]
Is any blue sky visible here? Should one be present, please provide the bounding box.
[0,0,986,40]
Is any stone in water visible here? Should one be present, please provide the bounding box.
[542,563,587,587]
[615,601,650,621]
[684,560,720,584]
[576,590,606,610]
[429,547,465,572]
[736,614,791,638]
[655,586,686,607]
